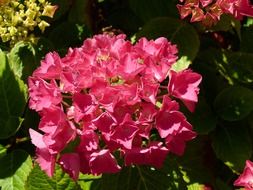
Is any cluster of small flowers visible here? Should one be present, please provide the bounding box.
[28,34,202,180]
[0,0,57,45]
[234,160,253,190]
[177,0,253,26]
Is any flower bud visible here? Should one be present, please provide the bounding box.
[0,0,57,45]
[38,20,50,32]
[42,5,58,18]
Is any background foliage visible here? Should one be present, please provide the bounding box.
[0,0,253,189]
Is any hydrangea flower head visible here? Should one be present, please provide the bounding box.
[177,0,253,26]
[29,34,202,180]
[0,0,57,45]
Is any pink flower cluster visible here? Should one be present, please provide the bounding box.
[177,0,253,26]
[28,34,202,180]
[234,160,253,190]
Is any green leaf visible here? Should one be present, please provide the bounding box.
[128,0,178,23]
[187,183,206,190]
[137,17,199,60]
[203,49,253,84]
[26,165,80,190]
[22,108,40,134]
[244,18,253,27]
[185,96,217,135]
[0,150,33,190]
[0,50,27,139]
[177,138,214,185]
[96,158,187,190]
[78,174,101,190]
[240,26,253,52]
[36,37,55,58]
[68,0,90,26]
[215,178,232,190]
[8,41,38,81]
[211,14,241,39]
[219,51,253,84]
[212,125,252,172]
[49,22,90,54]
[0,144,7,159]
[107,8,143,34]
[195,49,228,103]
[171,56,191,72]
[214,86,253,121]
[198,49,253,86]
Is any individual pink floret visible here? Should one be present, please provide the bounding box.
[29,129,56,177]
[89,149,121,175]
[124,142,169,168]
[28,77,62,111]
[234,160,253,190]
[168,69,202,112]
[59,153,80,181]
[33,52,62,79]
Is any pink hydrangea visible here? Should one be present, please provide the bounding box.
[29,34,201,180]
[168,70,202,112]
[28,77,62,111]
[234,160,253,190]
[177,0,253,26]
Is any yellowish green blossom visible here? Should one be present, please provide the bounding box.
[0,0,57,46]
